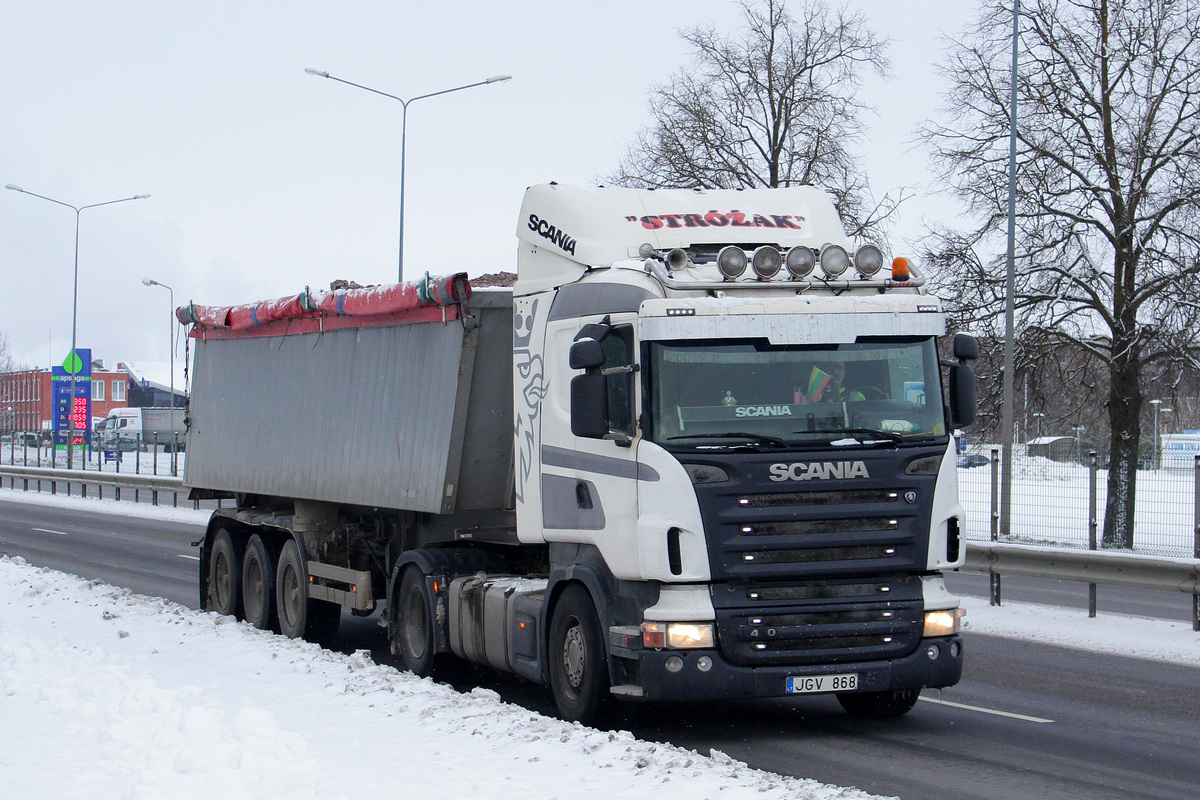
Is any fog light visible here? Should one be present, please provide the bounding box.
[950,641,961,658]
[926,644,941,660]
[665,656,684,673]
[697,656,713,672]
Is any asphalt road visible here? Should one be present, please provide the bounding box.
[2,494,1198,800]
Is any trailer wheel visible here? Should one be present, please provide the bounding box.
[208,528,242,619]
[548,585,608,724]
[392,567,437,677]
[241,534,276,631]
[275,538,341,642]
[837,688,921,718]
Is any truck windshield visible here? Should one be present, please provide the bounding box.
[647,338,947,448]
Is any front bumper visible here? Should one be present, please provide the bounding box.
[618,635,963,702]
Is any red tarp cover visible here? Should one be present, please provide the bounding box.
[177,274,471,339]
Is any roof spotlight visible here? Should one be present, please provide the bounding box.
[717,246,748,280]
[751,246,782,279]
[819,244,850,277]
[854,245,884,277]
[785,247,816,278]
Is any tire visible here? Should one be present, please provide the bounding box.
[241,534,276,631]
[275,538,341,642]
[837,688,921,718]
[391,567,437,677]
[207,528,242,619]
[548,585,608,724]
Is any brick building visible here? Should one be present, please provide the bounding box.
[0,360,152,433]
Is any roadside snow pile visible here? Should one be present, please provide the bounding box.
[0,556,889,800]
[962,598,1200,666]
[0,485,211,525]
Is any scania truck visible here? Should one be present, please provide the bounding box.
[183,183,977,723]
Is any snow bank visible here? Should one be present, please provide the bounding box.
[962,598,1200,666]
[0,485,210,525]
[0,557,888,800]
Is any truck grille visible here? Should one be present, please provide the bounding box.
[712,576,924,666]
[685,449,938,581]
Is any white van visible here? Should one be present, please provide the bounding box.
[98,407,186,451]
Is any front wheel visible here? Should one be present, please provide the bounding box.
[548,585,608,724]
[837,688,921,718]
[275,538,341,642]
[391,567,437,677]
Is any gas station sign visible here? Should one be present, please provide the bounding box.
[51,348,92,447]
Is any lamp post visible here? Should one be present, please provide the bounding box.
[999,0,1021,539]
[305,68,512,282]
[6,184,150,468]
[1033,412,1045,439]
[141,278,175,408]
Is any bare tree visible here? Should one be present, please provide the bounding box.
[0,329,16,433]
[609,0,898,238]
[0,329,15,375]
[923,0,1200,547]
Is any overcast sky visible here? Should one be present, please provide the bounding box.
[1,0,981,370]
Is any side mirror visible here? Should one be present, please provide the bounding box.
[953,332,979,362]
[569,338,605,370]
[570,373,609,438]
[949,363,977,426]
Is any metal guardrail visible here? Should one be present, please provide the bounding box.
[965,541,1200,631]
[3,464,1198,630]
[0,464,186,504]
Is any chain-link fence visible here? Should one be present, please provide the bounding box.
[958,443,1199,558]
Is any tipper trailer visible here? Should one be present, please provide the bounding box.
[182,183,977,723]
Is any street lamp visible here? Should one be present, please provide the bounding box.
[141,277,175,410]
[6,184,150,468]
[1033,412,1045,439]
[305,68,512,282]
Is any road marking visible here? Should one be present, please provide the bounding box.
[32,527,69,536]
[177,554,200,561]
[919,696,1054,724]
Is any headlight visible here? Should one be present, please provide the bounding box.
[642,621,716,649]
[923,608,964,637]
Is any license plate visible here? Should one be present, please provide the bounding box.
[786,673,858,694]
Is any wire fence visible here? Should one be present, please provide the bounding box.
[958,443,1200,559]
[0,433,183,477]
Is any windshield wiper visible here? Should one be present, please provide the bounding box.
[793,427,905,445]
[666,432,788,448]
